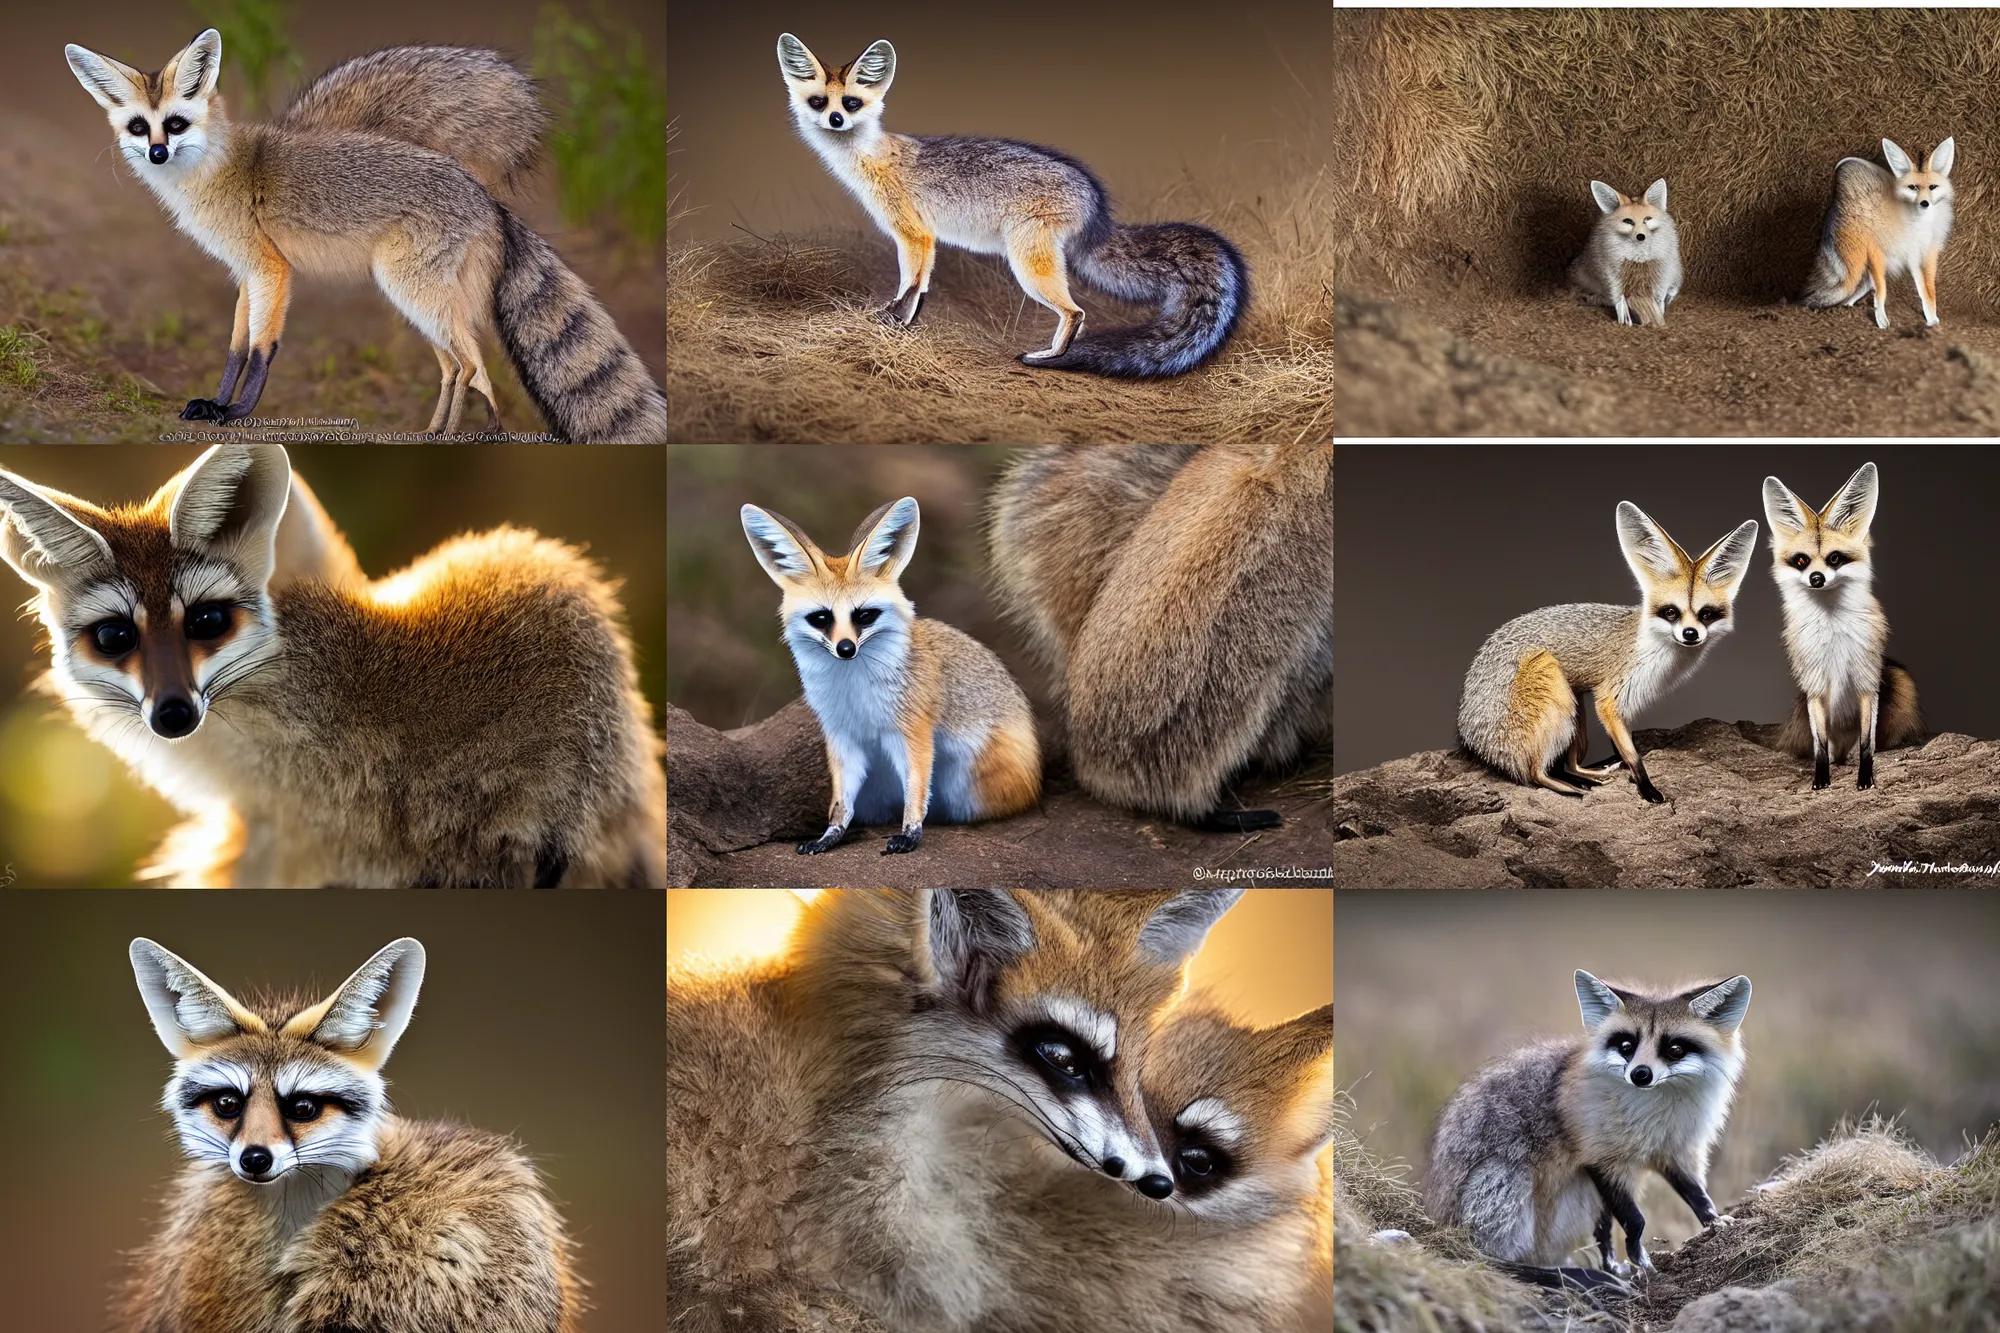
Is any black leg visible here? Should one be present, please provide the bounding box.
[1857,739,1875,790]
[797,824,849,855]
[1659,1161,1721,1227]
[1812,740,1831,790]
[1634,754,1665,804]
[1594,1209,1616,1268]
[219,343,279,424]
[883,823,924,855]
[1585,1164,1649,1268]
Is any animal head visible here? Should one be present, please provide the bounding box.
[130,937,425,1186]
[1615,501,1759,650]
[1881,138,1954,212]
[741,497,918,664]
[776,34,894,136]
[1574,969,1750,1093]
[65,29,226,183]
[1141,1002,1333,1223]
[0,443,290,743]
[798,888,1245,1200]
[1763,462,1877,595]
[1590,178,1672,253]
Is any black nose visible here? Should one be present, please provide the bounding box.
[836,639,857,660]
[1920,198,1930,209]
[1681,627,1699,645]
[1135,1173,1173,1199]
[1809,571,1826,587]
[239,1145,273,1175]
[1634,233,1645,241]
[148,143,169,164]
[152,696,198,738]
[1630,1066,1654,1088]
[828,112,844,129]
[1101,1156,1126,1178]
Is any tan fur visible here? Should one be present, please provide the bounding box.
[988,442,1331,822]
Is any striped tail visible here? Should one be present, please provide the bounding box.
[1040,221,1250,378]
[494,205,667,442]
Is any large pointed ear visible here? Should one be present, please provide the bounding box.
[162,28,223,102]
[776,32,825,84]
[1575,969,1625,1029]
[1265,1003,1335,1155]
[168,443,291,591]
[1695,520,1761,599]
[916,889,1035,1011]
[1762,476,1812,535]
[1615,501,1690,585]
[1589,180,1621,214]
[130,938,264,1059]
[1644,178,1668,212]
[1688,975,1752,1033]
[0,469,114,590]
[1881,139,1914,177]
[846,496,919,580]
[740,503,822,586]
[1822,461,1879,536]
[1138,888,1246,964]
[284,939,426,1072]
[1929,137,1956,178]
[64,42,149,111]
[849,39,896,90]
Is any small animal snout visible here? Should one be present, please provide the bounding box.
[828,111,845,129]
[151,695,199,738]
[1101,1156,1126,1178]
[1680,627,1700,645]
[1809,570,1827,588]
[1135,1173,1174,1199]
[148,143,169,165]
[1629,1065,1654,1088]
[1633,232,1646,242]
[1919,198,1931,209]
[835,638,857,660]
[239,1145,274,1176]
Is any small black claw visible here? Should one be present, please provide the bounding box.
[1635,766,1666,803]
[1812,756,1832,790]
[179,398,228,421]
[882,827,923,855]
[796,828,847,855]
[1858,757,1875,790]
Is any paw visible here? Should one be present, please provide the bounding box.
[219,401,257,424]
[873,300,909,327]
[1812,772,1831,791]
[179,398,229,422]
[882,827,923,855]
[1019,347,1061,363]
[1709,1213,1738,1229]
[1636,773,1666,804]
[796,827,848,855]
[1874,308,1890,330]
[1858,772,1875,791]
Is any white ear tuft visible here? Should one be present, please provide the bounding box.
[1575,969,1624,1029]
[1881,139,1914,177]
[167,28,223,102]
[1697,520,1761,598]
[65,42,147,111]
[130,939,255,1059]
[1644,179,1668,211]
[849,497,919,580]
[1823,462,1879,535]
[1929,137,1956,177]
[1589,180,1622,214]
[1689,975,1752,1033]
[776,33,823,83]
[301,939,426,1071]
[1762,476,1811,535]
[0,470,114,589]
[850,39,896,89]
[741,504,819,584]
[1137,889,1245,963]
[1615,501,1688,584]
[168,443,292,590]
[920,890,1034,1008]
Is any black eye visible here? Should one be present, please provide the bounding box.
[1664,1041,1688,1061]
[283,1095,323,1122]
[184,602,230,640]
[805,609,835,632]
[1611,1035,1637,1057]
[807,95,828,111]
[164,115,189,135]
[211,1092,243,1120]
[92,618,138,656]
[1697,607,1722,624]
[1791,553,1812,570]
[842,96,863,113]
[1657,605,1680,623]
[127,117,149,136]
[852,607,882,628]
[1034,1039,1082,1080]
[1178,1146,1214,1178]
[1826,552,1847,568]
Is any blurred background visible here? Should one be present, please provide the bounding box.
[1335,890,2000,1248]
[0,444,665,887]
[667,444,1030,729]
[0,890,665,1331]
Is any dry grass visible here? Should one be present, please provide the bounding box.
[667,156,1332,443]
[1334,10,2000,312]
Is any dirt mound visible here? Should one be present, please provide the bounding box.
[666,700,1333,887]
[1329,720,1998,887]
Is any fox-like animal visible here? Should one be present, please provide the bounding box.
[1458,502,1759,803]
[0,443,665,887]
[667,888,1247,1333]
[122,937,580,1333]
[1763,462,1923,790]
[64,29,667,440]
[1802,137,1955,329]
[978,999,1334,1333]
[1571,179,1683,327]
[775,34,1248,378]
[987,441,1332,830]
[1427,970,1751,1293]
[741,496,1040,855]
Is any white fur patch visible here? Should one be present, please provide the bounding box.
[1176,1096,1247,1148]
[1039,994,1116,1061]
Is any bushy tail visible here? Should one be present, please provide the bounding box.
[494,206,668,442]
[1775,658,1924,758]
[1040,222,1250,378]
[1801,242,1863,308]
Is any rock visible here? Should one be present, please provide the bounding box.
[667,699,1334,887]
[1670,1285,1813,1333]
[1331,720,1999,887]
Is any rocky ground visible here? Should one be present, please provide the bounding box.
[1331,720,1998,888]
[667,700,1334,888]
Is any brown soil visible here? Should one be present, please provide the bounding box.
[667,700,1334,888]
